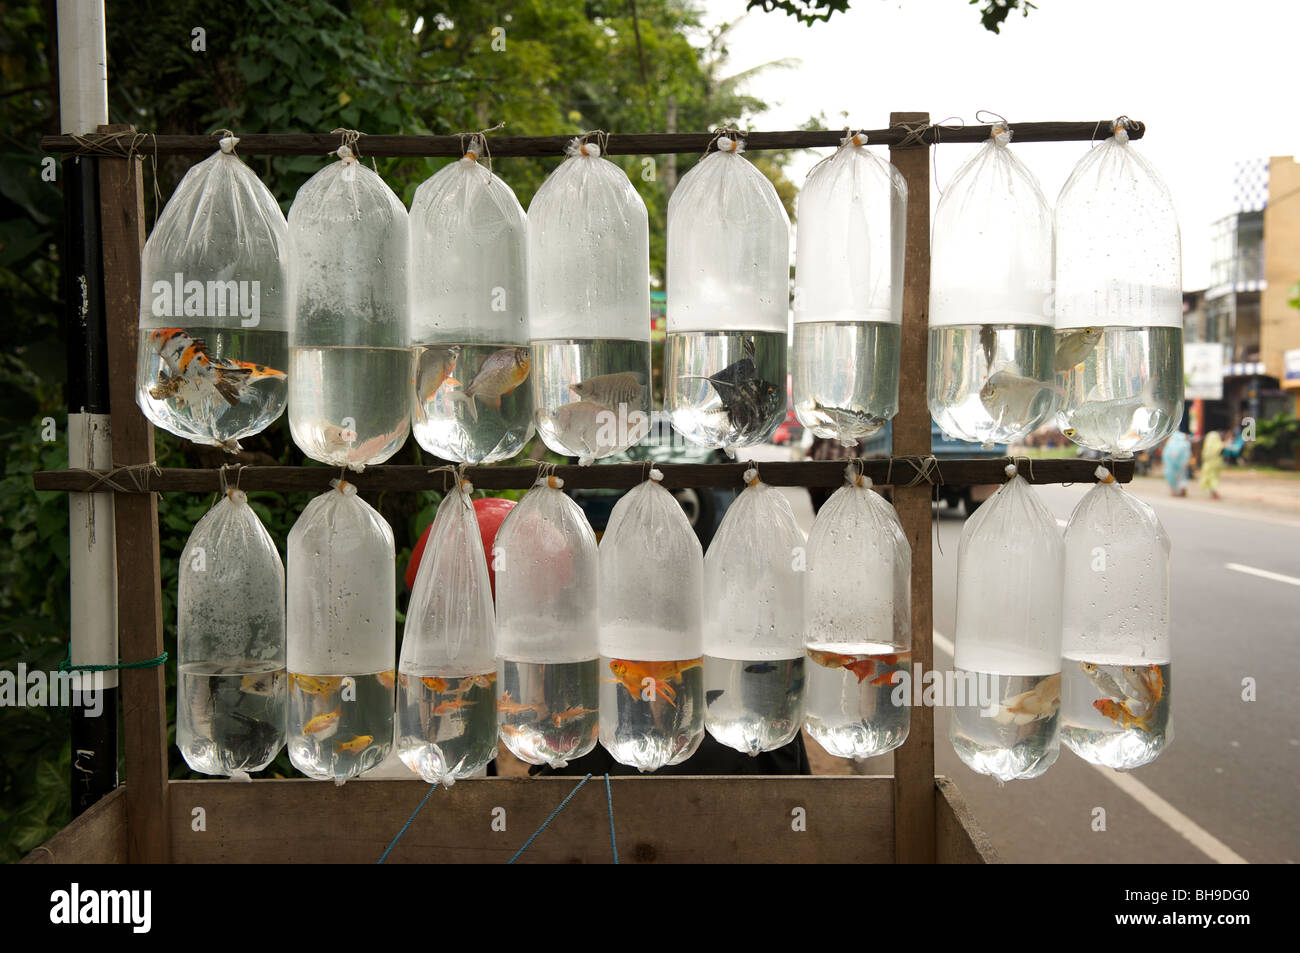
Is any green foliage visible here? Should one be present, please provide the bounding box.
[748,0,1037,31]
[1247,412,1299,466]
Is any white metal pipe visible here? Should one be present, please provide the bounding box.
[56,0,108,135]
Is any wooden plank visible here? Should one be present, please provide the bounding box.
[20,785,128,864]
[168,776,895,864]
[889,111,937,864]
[97,124,170,864]
[40,120,1144,158]
[33,456,1134,494]
[936,778,1000,864]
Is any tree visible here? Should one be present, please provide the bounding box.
[748,0,1039,32]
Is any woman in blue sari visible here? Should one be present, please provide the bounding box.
[1162,430,1192,496]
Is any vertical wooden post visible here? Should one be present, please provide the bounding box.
[97,124,170,863]
[889,111,936,864]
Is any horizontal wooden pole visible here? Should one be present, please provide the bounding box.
[33,457,1132,494]
[41,120,1143,158]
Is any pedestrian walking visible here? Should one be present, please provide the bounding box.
[1200,429,1225,500]
[1162,430,1191,496]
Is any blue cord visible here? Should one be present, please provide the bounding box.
[605,773,618,864]
[507,773,593,864]
[377,783,438,864]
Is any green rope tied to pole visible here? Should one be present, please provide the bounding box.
[58,643,168,672]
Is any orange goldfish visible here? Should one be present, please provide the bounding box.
[1121,664,1165,708]
[450,347,530,421]
[291,673,342,696]
[639,658,702,682]
[433,698,472,716]
[375,670,396,690]
[551,706,598,727]
[421,676,450,693]
[808,649,876,683]
[149,328,286,408]
[464,672,496,690]
[497,691,539,716]
[868,668,900,687]
[336,734,373,753]
[606,659,677,707]
[303,705,343,735]
[1094,698,1148,731]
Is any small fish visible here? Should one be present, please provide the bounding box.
[868,668,900,687]
[464,672,496,691]
[433,698,472,716]
[554,400,615,464]
[149,328,285,408]
[743,662,778,675]
[239,671,278,696]
[1120,664,1164,708]
[1094,697,1148,731]
[1055,327,1103,372]
[497,691,539,716]
[375,669,396,690]
[807,649,876,684]
[677,337,782,442]
[979,324,997,368]
[449,347,530,421]
[421,676,450,693]
[416,345,461,403]
[979,369,1061,430]
[640,658,703,682]
[705,689,725,705]
[291,674,342,697]
[551,706,598,726]
[500,724,528,742]
[1078,661,1127,702]
[571,371,645,410]
[1061,377,1159,447]
[318,422,359,452]
[991,673,1061,726]
[336,734,373,753]
[606,659,677,707]
[303,705,343,735]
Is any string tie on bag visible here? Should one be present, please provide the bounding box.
[331,128,362,163]
[212,128,239,154]
[648,467,664,483]
[839,130,869,149]
[1004,463,1018,479]
[1095,465,1116,485]
[844,460,871,489]
[742,466,761,488]
[330,477,357,497]
[567,131,608,158]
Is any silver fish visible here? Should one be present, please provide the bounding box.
[1055,327,1103,372]
[571,371,645,410]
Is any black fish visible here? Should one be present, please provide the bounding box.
[743,662,778,674]
[679,337,783,442]
[705,689,725,706]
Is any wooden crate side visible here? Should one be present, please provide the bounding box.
[167,776,895,864]
[21,785,128,864]
[935,778,999,864]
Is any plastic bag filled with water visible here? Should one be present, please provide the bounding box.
[703,468,806,755]
[950,465,1063,781]
[793,132,906,446]
[398,479,499,784]
[176,489,285,777]
[665,137,789,453]
[286,479,395,781]
[599,469,704,770]
[803,466,911,760]
[1054,119,1183,457]
[136,136,290,453]
[928,125,1055,449]
[288,144,410,469]
[494,473,599,768]
[1061,467,1171,769]
[528,138,652,464]
[410,138,532,464]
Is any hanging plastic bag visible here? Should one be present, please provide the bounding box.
[494,472,599,768]
[703,467,806,755]
[288,142,410,469]
[665,136,789,452]
[928,125,1056,449]
[793,132,907,445]
[409,137,533,464]
[176,488,285,777]
[397,477,498,784]
[1055,119,1183,456]
[137,135,290,452]
[286,479,395,781]
[950,464,1063,781]
[803,465,911,759]
[529,138,652,464]
[599,469,703,771]
[1061,467,1171,769]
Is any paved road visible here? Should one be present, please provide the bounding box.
[756,444,1300,863]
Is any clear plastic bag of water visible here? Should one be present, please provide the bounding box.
[528,139,651,464]
[288,145,410,469]
[950,466,1063,781]
[409,141,532,464]
[494,474,599,768]
[286,479,395,781]
[703,468,806,755]
[1061,467,1172,769]
[397,478,498,784]
[803,466,912,760]
[792,132,906,445]
[665,137,790,452]
[1054,120,1184,456]
[136,136,290,452]
[176,488,286,777]
[928,126,1055,448]
[598,470,704,770]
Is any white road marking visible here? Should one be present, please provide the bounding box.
[1225,562,1300,588]
[931,628,1248,864]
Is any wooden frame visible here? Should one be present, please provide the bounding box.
[33,112,1137,864]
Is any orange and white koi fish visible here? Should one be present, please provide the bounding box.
[149,328,285,408]
[336,734,373,753]
[497,691,539,716]
[303,705,343,735]
[375,670,396,690]
[991,673,1062,726]
[551,706,598,727]
[448,347,529,421]
[606,659,676,707]
[433,698,472,716]
[1094,698,1148,731]
[291,673,342,696]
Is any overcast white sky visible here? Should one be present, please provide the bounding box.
[700,0,1300,290]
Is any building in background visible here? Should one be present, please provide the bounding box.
[1262,157,1300,417]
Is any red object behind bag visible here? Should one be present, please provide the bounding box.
[405,497,516,597]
